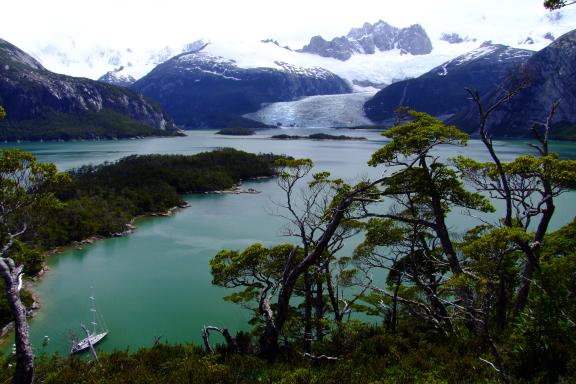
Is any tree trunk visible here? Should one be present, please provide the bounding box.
[496,271,507,330]
[0,260,34,384]
[303,270,312,353]
[514,254,537,316]
[202,325,237,354]
[421,159,477,328]
[260,190,355,360]
[325,264,342,323]
[259,320,280,360]
[315,277,324,341]
[389,274,402,332]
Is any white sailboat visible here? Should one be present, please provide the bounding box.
[71,294,108,354]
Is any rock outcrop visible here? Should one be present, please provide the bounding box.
[300,20,433,60]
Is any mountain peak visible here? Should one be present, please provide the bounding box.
[0,38,45,71]
[299,20,432,61]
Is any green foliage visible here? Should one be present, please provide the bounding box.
[10,240,45,275]
[0,150,69,245]
[369,111,468,166]
[544,0,572,10]
[0,105,5,120]
[0,280,34,326]
[212,243,295,288]
[211,243,298,315]
[2,224,576,383]
[0,323,513,384]
[0,149,67,335]
[507,219,576,382]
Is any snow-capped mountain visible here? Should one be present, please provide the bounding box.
[24,22,479,91]
[450,29,576,138]
[120,37,477,92]
[131,46,351,128]
[23,9,575,91]
[27,37,208,81]
[439,33,477,44]
[0,38,179,141]
[364,43,534,122]
[299,20,433,60]
[98,66,136,87]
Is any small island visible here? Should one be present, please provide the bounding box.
[271,133,366,140]
[216,127,256,136]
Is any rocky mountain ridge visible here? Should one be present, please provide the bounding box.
[299,20,433,60]
[0,38,180,141]
[449,29,576,138]
[363,42,534,122]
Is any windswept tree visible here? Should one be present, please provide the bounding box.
[459,94,576,318]
[544,0,575,9]
[0,143,67,384]
[211,159,378,359]
[353,111,495,331]
[210,104,575,376]
[272,159,364,347]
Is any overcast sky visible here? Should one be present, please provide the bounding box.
[0,0,569,50]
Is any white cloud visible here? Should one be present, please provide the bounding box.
[0,0,571,52]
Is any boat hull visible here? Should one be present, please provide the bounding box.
[70,331,108,354]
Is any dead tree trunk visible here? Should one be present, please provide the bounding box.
[202,325,237,354]
[0,258,34,384]
[303,270,313,353]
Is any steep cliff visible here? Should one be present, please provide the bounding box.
[449,29,576,138]
[0,38,180,141]
[364,43,533,122]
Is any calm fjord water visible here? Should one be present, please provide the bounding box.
[1,129,575,355]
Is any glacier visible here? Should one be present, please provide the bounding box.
[244,92,375,128]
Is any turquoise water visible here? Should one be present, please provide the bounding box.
[1,129,574,356]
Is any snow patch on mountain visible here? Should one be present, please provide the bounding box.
[244,92,375,128]
[431,42,534,77]
[190,39,481,89]
[22,9,576,89]
[27,36,208,80]
[25,34,480,90]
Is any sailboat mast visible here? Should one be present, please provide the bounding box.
[90,295,97,335]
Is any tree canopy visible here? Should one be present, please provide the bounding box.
[544,0,575,9]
